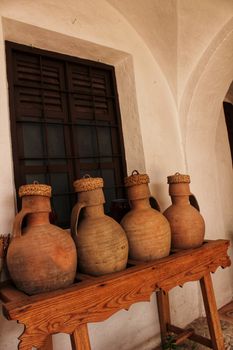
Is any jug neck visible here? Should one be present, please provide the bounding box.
[21,195,51,226]
[171,196,190,205]
[83,204,105,218]
[130,198,151,210]
[169,183,191,197]
[22,195,51,212]
[127,183,151,201]
[77,188,105,206]
[169,183,191,205]
[26,212,50,226]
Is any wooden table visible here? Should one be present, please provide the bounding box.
[0,239,231,350]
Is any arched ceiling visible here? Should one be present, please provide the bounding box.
[106,0,177,100]
[106,0,233,104]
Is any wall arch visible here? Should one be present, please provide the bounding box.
[179,18,233,143]
[0,2,186,348]
[184,24,233,307]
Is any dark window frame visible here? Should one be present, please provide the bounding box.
[223,101,233,165]
[6,41,127,227]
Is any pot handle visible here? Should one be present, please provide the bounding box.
[149,196,161,212]
[12,208,32,239]
[189,194,200,212]
[71,202,85,238]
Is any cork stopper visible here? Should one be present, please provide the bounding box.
[167,172,190,184]
[124,170,150,187]
[19,182,51,198]
[73,175,104,193]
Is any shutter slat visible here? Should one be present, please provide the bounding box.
[7,41,126,228]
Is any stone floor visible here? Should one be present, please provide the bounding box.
[179,317,233,349]
[169,301,233,349]
[219,301,233,324]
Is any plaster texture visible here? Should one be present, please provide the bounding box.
[107,0,178,101]
[0,1,232,349]
[177,0,233,102]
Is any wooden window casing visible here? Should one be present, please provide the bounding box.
[6,41,127,228]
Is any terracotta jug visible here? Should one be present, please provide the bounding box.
[163,173,205,249]
[7,183,77,295]
[71,176,129,276]
[120,170,171,261]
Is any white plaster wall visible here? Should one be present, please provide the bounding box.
[177,0,233,102]
[214,106,233,308]
[178,17,233,142]
[106,0,233,318]
[185,27,233,309]
[0,0,185,201]
[176,0,233,313]
[216,107,233,242]
[107,0,178,101]
[0,1,184,350]
[185,29,233,238]
[0,0,232,349]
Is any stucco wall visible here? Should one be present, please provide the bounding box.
[177,0,233,102]
[0,2,184,349]
[0,1,232,349]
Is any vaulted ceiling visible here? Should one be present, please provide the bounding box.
[106,0,233,103]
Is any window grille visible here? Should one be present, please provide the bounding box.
[6,41,127,228]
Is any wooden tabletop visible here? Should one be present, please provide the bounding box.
[0,239,231,350]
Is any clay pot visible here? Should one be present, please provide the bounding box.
[120,170,171,261]
[163,173,205,249]
[7,184,77,295]
[71,176,129,276]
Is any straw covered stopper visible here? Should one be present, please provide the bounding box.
[167,172,190,184]
[73,175,104,192]
[19,183,52,198]
[124,170,150,187]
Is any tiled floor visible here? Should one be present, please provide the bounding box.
[154,301,233,349]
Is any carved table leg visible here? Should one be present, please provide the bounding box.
[156,289,171,346]
[200,273,225,350]
[18,343,33,350]
[70,324,91,350]
[38,335,53,350]
[18,328,53,350]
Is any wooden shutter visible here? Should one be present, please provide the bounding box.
[6,41,127,228]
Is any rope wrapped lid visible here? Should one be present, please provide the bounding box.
[167,172,190,184]
[73,175,104,192]
[124,170,150,187]
[19,182,52,198]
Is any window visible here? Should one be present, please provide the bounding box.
[6,41,127,228]
[223,102,233,164]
